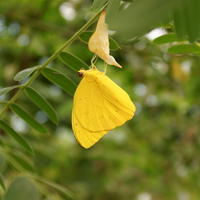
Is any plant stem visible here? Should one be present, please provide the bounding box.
[0,5,107,118]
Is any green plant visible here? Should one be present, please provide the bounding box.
[1,0,200,199]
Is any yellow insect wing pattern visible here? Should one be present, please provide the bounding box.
[72,114,108,149]
[72,68,136,149]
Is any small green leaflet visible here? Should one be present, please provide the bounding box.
[0,175,6,191]
[3,151,35,173]
[153,33,184,44]
[0,120,34,154]
[59,52,89,72]
[10,103,48,134]
[4,176,40,200]
[42,68,77,96]
[0,86,21,96]
[25,87,58,124]
[167,44,200,54]
[14,66,38,81]
[35,176,74,198]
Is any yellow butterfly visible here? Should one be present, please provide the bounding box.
[72,66,136,148]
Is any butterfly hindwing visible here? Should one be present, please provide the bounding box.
[72,113,108,148]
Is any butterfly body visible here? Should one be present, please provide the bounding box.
[72,68,135,148]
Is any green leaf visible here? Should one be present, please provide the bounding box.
[10,103,48,134]
[35,176,74,199]
[79,31,120,50]
[0,120,34,154]
[153,33,183,44]
[4,176,40,200]
[173,2,187,40]
[14,66,38,81]
[167,44,200,54]
[106,0,121,24]
[8,152,35,173]
[59,52,89,72]
[0,153,7,173]
[122,0,134,2]
[0,86,20,96]
[109,38,121,51]
[25,87,58,124]
[0,174,6,191]
[92,0,107,9]
[174,0,200,43]
[42,68,77,96]
[78,31,91,44]
[109,0,180,41]
[186,0,200,43]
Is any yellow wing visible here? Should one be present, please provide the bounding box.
[72,113,108,149]
[72,69,135,148]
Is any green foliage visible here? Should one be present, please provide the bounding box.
[167,44,200,54]
[42,68,77,96]
[109,0,177,40]
[2,151,35,173]
[0,120,33,154]
[3,176,40,200]
[153,33,183,44]
[14,67,38,81]
[174,0,200,43]
[10,104,48,134]
[0,86,21,96]
[25,87,58,124]
[59,52,89,72]
[92,0,108,9]
[1,0,200,199]
[105,0,121,24]
[0,175,6,191]
[108,0,200,45]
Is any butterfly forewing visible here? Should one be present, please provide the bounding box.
[73,72,114,132]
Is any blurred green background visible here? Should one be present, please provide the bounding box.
[0,0,200,199]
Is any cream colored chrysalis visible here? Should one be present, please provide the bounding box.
[88,10,122,68]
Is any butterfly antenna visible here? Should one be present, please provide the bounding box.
[52,72,78,76]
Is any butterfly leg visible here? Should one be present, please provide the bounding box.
[91,62,98,70]
[91,54,98,66]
